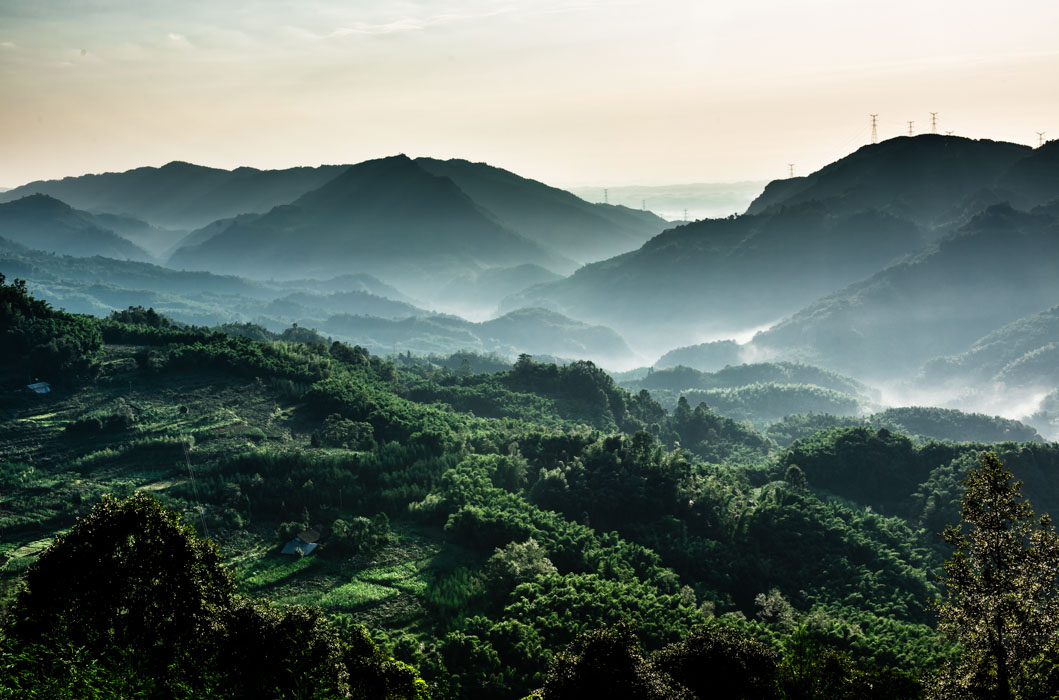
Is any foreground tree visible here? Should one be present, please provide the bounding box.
[1,493,430,699]
[932,452,1059,698]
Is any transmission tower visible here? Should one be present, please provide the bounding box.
[870,114,878,144]
[683,208,688,221]
[788,164,794,178]
[930,112,938,134]
[907,121,915,137]
[1038,132,1046,147]
[604,188,608,204]
[642,199,646,211]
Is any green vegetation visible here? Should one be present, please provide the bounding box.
[4,277,1059,697]
[931,453,1059,698]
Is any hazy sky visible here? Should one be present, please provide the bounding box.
[2,0,1058,189]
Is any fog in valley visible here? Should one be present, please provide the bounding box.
[4,135,1059,440]
[6,2,1059,697]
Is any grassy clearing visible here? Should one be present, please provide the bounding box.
[242,555,320,591]
[315,579,400,611]
[357,560,430,596]
[1,538,54,575]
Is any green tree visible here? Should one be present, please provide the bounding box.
[541,624,692,700]
[2,493,430,699]
[932,452,1059,699]
[653,624,778,700]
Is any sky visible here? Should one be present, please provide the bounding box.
[2,0,1059,189]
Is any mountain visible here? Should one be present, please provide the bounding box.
[436,263,562,317]
[921,305,1059,390]
[0,161,348,232]
[749,205,1059,381]
[502,202,928,353]
[415,157,669,262]
[0,194,152,261]
[263,290,424,320]
[315,306,636,366]
[164,213,263,258]
[0,238,420,327]
[84,212,182,257]
[619,361,876,427]
[869,407,1043,444]
[626,361,875,399]
[168,155,574,298]
[994,139,1059,210]
[654,340,743,371]
[746,135,1031,228]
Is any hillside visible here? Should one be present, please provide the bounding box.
[0,239,421,328]
[994,138,1059,210]
[503,203,927,352]
[654,340,743,371]
[746,135,1031,227]
[921,304,1059,389]
[315,306,638,367]
[168,155,574,298]
[7,278,1059,697]
[6,278,1059,697]
[0,195,152,262]
[620,362,877,427]
[749,205,1059,381]
[416,157,669,262]
[0,161,348,232]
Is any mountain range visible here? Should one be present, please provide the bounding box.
[3,135,1059,428]
[748,204,1059,381]
[0,161,348,233]
[0,194,152,261]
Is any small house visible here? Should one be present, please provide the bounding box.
[280,528,321,556]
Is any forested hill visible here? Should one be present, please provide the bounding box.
[502,203,926,348]
[0,194,152,262]
[920,304,1059,389]
[745,135,1032,226]
[5,276,1059,697]
[0,161,348,231]
[750,204,1059,381]
[167,155,574,297]
[416,157,668,262]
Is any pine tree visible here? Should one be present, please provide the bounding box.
[933,452,1059,698]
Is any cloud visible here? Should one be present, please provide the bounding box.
[0,41,15,49]
[325,6,514,38]
[328,18,429,36]
[167,32,191,47]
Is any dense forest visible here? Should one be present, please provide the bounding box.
[3,274,1059,697]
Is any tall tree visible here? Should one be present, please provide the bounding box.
[933,452,1059,698]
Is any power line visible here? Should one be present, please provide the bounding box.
[870,114,879,144]
[181,437,210,540]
